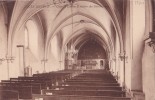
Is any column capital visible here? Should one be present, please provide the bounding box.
[119,51,128,61]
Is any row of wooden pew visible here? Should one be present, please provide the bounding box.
[32,70,131,100]
[0,70,81,99]
[0,69,131,100]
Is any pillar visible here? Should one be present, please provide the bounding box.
[128,0,145,99]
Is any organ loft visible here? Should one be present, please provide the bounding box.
[0,0,155,100]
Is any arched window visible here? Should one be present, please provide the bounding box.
[24,27,29,48]
[25,20,39,58]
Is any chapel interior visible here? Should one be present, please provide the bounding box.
[0,0,155,100]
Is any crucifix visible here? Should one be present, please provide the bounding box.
[41,58,48,73]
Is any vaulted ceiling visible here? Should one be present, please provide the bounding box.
[2,0,127,59]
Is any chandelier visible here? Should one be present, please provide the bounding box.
[68,0,78,55]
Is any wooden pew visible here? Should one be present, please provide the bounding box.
[0,84,38,99]
[0,80,43,99]
[1,80,49,89]
[0,90,19,100]
[33,72,72,85]
[0,82,41,93]
[50,85,122,91]
[32,94,131,100]
[66,79,117,83]
[62,82,120,86]
[41,89,125,97]
[73,75,115,80]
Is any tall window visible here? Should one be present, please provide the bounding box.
[24,28,29,48]
[25,20,39,58]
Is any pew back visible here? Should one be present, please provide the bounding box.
[0,90,19,100]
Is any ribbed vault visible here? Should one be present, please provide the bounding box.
[7,0,125,59]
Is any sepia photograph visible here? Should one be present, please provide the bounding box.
[0,0,154,100]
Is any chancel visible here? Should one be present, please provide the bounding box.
[0,0,155,100]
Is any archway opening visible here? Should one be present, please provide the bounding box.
[64,33,109,70]
[77,39,107,70]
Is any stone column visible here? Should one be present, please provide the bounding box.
[128,0,145,99]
